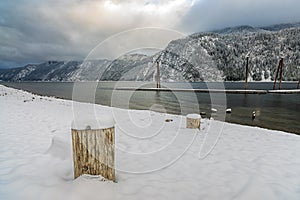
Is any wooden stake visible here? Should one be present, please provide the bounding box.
[279,58,284,90]
[71,127,115,181]
[186,114,201,129]
[273,59,282,90]
[245,56,249,90]
[156,61,160,88]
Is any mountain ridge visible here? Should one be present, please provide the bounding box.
[1,22,300,82]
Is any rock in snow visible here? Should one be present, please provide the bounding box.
[0,85,300,200]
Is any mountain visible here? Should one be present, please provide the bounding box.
[212,25,261,35]
[1,22,300,82]
[192,26,300,81]
[260,22,300,31]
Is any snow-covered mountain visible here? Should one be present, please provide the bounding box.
[1,22,300,82]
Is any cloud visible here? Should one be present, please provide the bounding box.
[0,0,194,68]
[1,0,300,68]
[180,0,300,33]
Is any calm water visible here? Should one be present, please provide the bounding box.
[2,81,300,134]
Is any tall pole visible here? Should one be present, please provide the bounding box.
[245,56,249,90]
[273,59,282,90]
[298,66,300,89]
[279,58,284,90]
[156,61,160,88]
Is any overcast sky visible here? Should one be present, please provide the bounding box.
[0,0,300,68]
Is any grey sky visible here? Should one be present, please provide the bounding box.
[0,0,299,68]
[181,0,300,32]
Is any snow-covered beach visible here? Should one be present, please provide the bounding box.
[0,85,300,200]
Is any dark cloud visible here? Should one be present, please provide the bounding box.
[0,1,80,68]
[0,0,191,68]
[180,0,300,33]
[0,0,299,68]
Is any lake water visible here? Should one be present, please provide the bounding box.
[1,81,300,134]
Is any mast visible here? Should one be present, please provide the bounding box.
[279,58,284,90]
[245,56,249,90]
[156,61,160,88]
[273,58,282,90]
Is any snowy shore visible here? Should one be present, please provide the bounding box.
[0,85,300,200]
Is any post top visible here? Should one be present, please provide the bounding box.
[71,116,115,130]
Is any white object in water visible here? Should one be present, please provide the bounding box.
[252,111,256,121]
[211,108,217,112]
[226,108,232,113]
[200,111,206,115]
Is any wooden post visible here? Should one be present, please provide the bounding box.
[186,114,201,129]
[156,61,160,88]
[71,123,115,181]
[245,56,249,90]
[273,58,282,90]
[279,58,284,90]
[297,80,300,89]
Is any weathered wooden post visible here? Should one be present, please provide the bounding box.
[71,117,115,181]
[186,114,201,129]
[273,59,281,90]
[156,61,161,89]
[279,58,284,90]
[245,56,249,90]
[273,58,283,90]
[298,66,300,89]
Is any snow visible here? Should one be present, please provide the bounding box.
[15,65,36,80]
[1,85,300,200]
[261,69,272,82]
[186,114,201,119]
[71,116,115,130]
[268,89,300,93]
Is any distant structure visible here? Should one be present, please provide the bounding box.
[156,61,161,88]
[273,58,284,90]
[298,66,300,89]
[244,56,249,90]
[252,111,256,123]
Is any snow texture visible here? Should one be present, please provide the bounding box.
[186,114,201,119]
[0,85,300,200]
[71,116,115,130]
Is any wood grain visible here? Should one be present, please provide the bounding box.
[71,127,115,181]
[186,117,200,129]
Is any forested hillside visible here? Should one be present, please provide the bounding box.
[0,23,299,82]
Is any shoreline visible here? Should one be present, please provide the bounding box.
[1,84,299,136]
